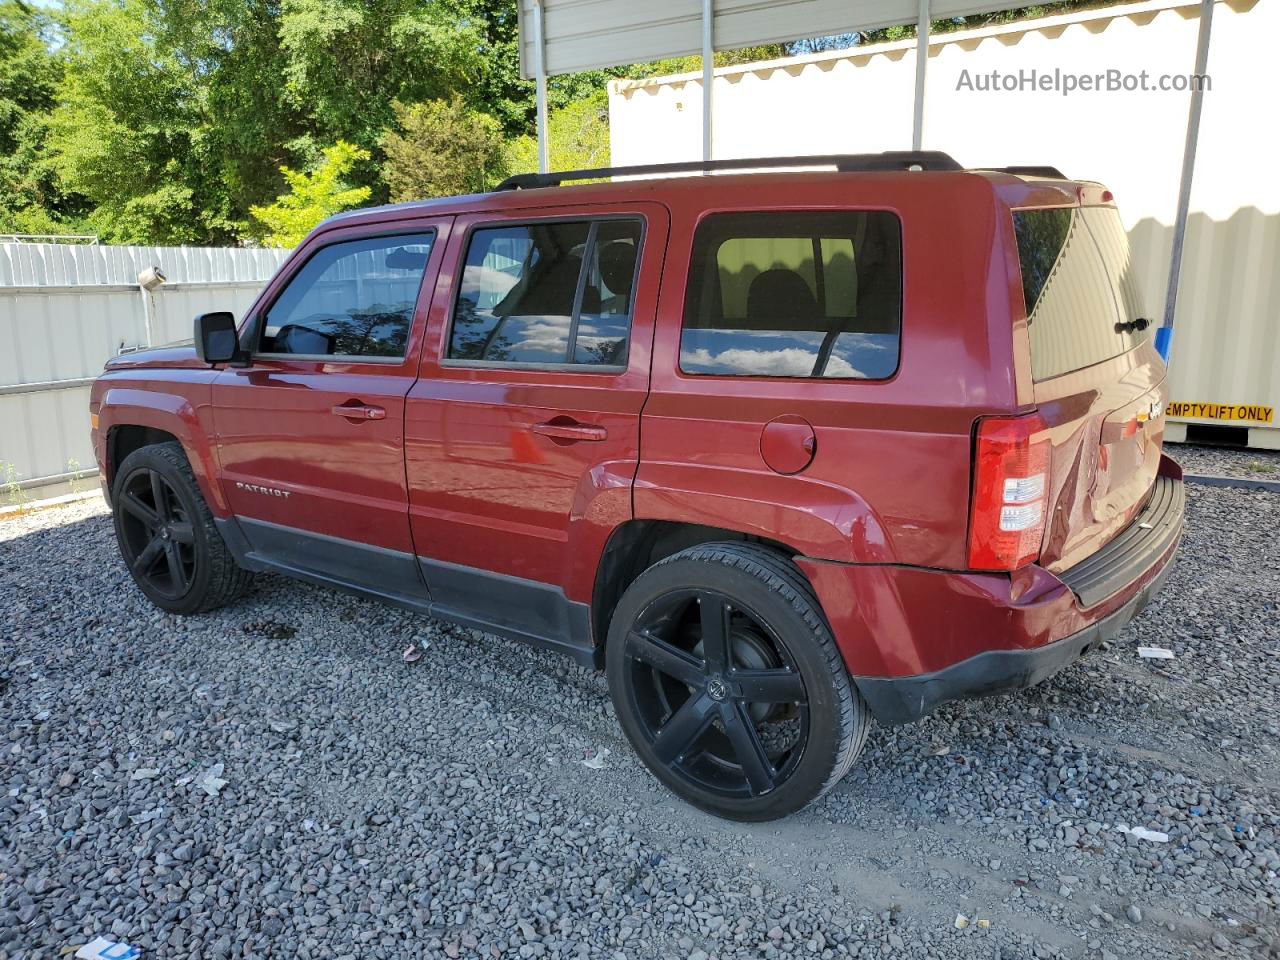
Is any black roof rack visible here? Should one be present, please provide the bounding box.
[983,165,1068,179]
[494,151,964,191]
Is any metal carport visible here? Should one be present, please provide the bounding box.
[516,0,1220,361]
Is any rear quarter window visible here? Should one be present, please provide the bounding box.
[1014,206,1151,381]
[680,211,902,379]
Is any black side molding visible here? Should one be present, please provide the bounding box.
[212,517,601,669]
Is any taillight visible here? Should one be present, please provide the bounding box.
[968,413,1051,571]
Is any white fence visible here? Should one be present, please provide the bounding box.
[0,242,287,495]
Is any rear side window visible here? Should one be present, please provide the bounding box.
[1014,206,1150,381]
[447,219,642,367]
[261,233,434,359]
[680,211,902,379]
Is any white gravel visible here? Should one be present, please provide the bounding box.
[1,486,1277,960]
[1167,442,1280,481]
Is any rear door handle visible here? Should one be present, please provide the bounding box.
[331,403,386,421]
[530,420,608,442]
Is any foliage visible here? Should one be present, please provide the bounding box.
[249,141,371,248]
[278,0,485,197]
[505,90,610,176]
[148,0,306,229]
[2,461,30,511]
[0,0,84,234]
[455,0,619,136]
[381,97,507,202]
[46,0,223,243]
[6,0,1099,245]
[622,44,790,80]
[860,4,1090,43]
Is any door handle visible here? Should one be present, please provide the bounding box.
[530,420,608,442]
[331,403,386,421]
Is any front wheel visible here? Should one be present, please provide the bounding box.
[606,542,869,821]
[112,441,251,614]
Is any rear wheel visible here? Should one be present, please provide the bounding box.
[606,542,869,821]
[112,442,251,614]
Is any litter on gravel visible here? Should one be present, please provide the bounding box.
[1121,825,1171,843]
[191,763,228,796]
[581,747,610,770]
[1137,646,1176,659]
[74,936,141,959]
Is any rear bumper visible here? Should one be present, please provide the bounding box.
[796,462,1184,725]
[852,537,1177,725]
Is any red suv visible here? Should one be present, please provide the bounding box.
[90,152,1184,820]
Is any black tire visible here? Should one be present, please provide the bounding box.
[111,441,251,614]
[606,542,869,821]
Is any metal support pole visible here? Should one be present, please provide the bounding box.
[702,0,714,161]
[1159,0,1214,361]
[139,287,155,347]
[912,0,930,150]
[533,0,550,174]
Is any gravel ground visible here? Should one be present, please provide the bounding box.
[2,485,1277,960]
[1167,443,1280,481]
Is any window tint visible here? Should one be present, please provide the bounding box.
[1014,207,1150,381]
[447,219,642,366]
[680,212,901,379]
[260,233,434,359]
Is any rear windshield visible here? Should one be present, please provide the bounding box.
[1014,205,1151,381]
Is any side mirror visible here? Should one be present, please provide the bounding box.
[194,312,242,364]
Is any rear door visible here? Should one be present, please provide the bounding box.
[212,219,451,599]
[1010,199,1166,572]
[404,202,668,633]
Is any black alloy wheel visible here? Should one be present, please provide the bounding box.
[607,542,869,821]
[621,588,809,798]
[111,441,252,614]
[117,467,196,601]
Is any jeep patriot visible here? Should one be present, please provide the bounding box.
[90,151,1184,820]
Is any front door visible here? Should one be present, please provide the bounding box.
[404,203,668,649]
[212,218,452,601]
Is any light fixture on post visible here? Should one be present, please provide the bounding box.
[136,266,166,348]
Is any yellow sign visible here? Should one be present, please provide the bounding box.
[1166,402,1274,424]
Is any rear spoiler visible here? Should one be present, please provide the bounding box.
[980,165,1068,179]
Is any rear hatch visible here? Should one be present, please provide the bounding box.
[1011,197,1167,575]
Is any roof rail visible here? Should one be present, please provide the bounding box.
[493,151,964,190]
[983,165,1068,179]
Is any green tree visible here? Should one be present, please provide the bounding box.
[505,90,610,175]
[278,0,486,196]
[0,0,85,234]
[249,141,372,248]
[47,0,313,243]
[456,0,617,137]
[149,0,306,226]
[381,97,507,202]
[47,0,217,243]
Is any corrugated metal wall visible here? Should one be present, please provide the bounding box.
[609,0,1280,445]
[0,243,287,494]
